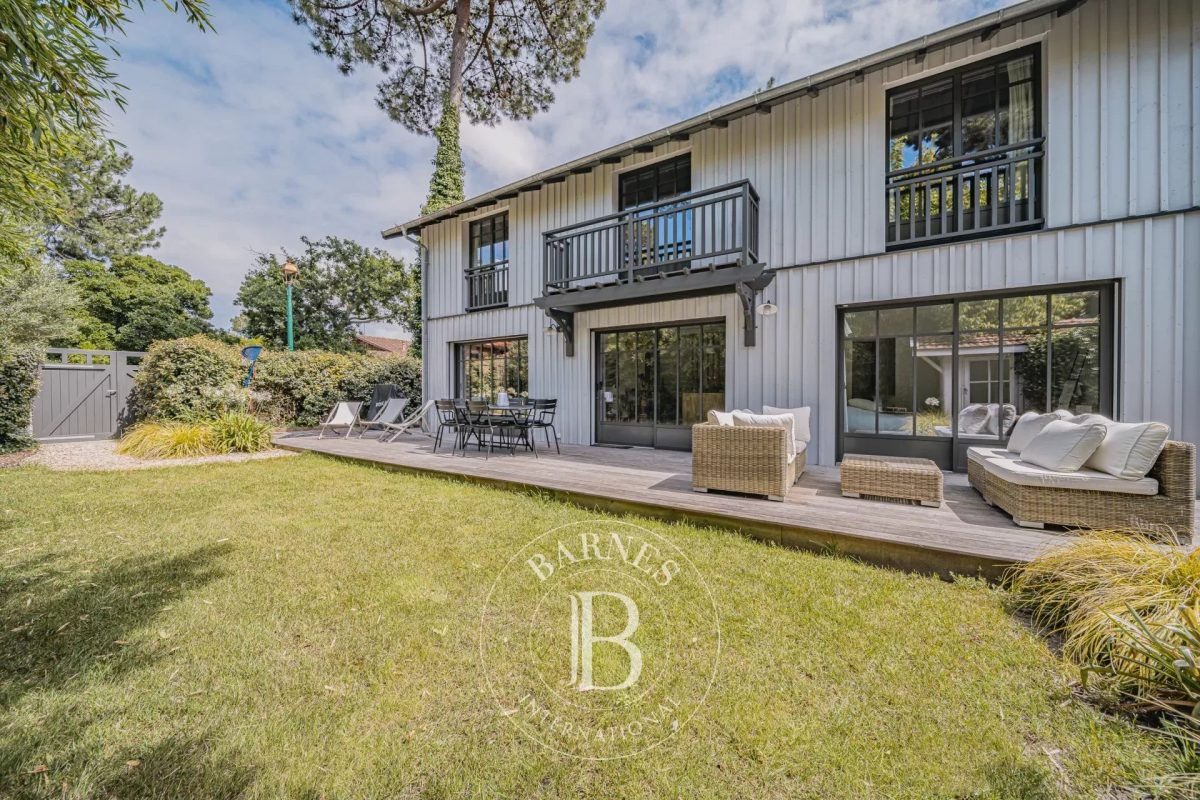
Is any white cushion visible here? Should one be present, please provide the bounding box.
[1065,413,1110,426]
[1007,412,1064,454]
[1085,420,1170,479]
[979,455,1159,495]
[967,446,1017,464]
[707,409,734,427]
[763,404,812,445]
[731,410,796,460]
[1020,420,1107,472]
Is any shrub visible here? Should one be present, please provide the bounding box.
[0,347,41,453]
[253,351,421,427]
[128,335,244,422]
[1011,532,1200,792]
[1009,530,1200,685]
[117,422,222,459]
[210,412,273,453]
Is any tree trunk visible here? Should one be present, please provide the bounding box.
[446,0,471,112]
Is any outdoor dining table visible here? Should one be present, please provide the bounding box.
[464,402,537,455]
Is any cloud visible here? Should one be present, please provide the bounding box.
[106,0,1005,334]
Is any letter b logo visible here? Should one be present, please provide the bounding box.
[568,591,642,692]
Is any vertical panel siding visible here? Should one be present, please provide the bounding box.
[422,0,1196,315]
[418,0,1199,468]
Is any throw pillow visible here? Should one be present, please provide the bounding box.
[1020,420,1108,472]
[763,404,812,444]
[1085,420,1170,479]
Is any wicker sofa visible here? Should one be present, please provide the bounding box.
[691,422,806,501]
[967,440,1195,538]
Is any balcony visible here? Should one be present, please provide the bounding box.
[885,139,1044,248]
[465,264,508,311]
[542,180,760,294]
[535,181,771,355]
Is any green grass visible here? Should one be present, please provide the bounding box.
[0,456,1173,799]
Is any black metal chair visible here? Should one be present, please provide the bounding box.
[432,399,463,452]
[461,400,512,458]
[527,399,560,454]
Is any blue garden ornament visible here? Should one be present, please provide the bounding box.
[241,345,263,388]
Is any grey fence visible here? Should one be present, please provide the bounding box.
[31,349,144,442]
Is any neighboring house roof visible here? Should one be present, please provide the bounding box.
[356,335,411,356]
[382,0,1072,239]
[915,317,1097,354]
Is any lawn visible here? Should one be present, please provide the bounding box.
[0,455,1172,799]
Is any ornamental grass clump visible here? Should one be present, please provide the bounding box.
[1010,530,1200,688]
[209,412,273,453]
[117,421,221,459]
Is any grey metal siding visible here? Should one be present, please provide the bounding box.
[417,0,1200,466]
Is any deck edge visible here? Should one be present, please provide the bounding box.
[276,440,1020,581]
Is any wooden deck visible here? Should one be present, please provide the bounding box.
[273,431,1169,579]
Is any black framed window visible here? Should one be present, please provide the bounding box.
[455,338,528,402]
[886,46,1042,247]
[466,214,509,311]
[838,284,1115,468]
[619,155,691,211]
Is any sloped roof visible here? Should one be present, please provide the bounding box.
[356,335,411,355]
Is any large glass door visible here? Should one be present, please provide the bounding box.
[596,321,725,449]
[838,284,1115,470]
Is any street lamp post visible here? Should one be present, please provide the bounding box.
[282,260,299,351]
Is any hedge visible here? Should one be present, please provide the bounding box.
[0,347,41,453]
[127,335,422,428]
[254,350,422,427]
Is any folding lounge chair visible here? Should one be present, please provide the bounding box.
[383,399,435,443]
[357,397,409,438]
[317,401,363,439]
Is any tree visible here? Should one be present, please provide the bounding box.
[0,261,80,350]
[45,136,166,261]
[290,1,604,136]
[59,255,215,351]
[0,1,211,243]
[234,236,417,352]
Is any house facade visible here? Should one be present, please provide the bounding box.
[385,0,1199,471]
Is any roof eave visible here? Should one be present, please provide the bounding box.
[383,0,1072,238]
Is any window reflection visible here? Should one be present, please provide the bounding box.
[841,288,1108,443]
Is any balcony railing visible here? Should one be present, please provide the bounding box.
[465,263,508,311]
[543,180,760,294]
[886,139,1044,248]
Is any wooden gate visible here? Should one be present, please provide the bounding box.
[31,349,144,442]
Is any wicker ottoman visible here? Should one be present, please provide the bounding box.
[841,454,944,507]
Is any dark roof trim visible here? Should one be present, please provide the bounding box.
[382,0,1076,239]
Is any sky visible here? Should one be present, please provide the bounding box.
[107,0,1005,336]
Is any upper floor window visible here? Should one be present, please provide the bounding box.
[619,154,691,210]
[886,47,1043,249]
[466,213,508,311]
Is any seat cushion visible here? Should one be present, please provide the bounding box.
[1020,420,1107,472]
[980,455,1159,496]
[764,404,812,445]
[731,411,796,460]
[1085,420,1170,479]
[967,446,1017,464]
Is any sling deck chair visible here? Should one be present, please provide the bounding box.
[317,401,363,439]
[357,396,409,438]
[382,399,434,443]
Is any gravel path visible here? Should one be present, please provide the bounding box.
[23,440,298,472]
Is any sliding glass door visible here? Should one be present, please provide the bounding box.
[838,284,1114,470]
[596,321,725,449]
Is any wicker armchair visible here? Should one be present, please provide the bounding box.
[967,440,1195,539]
[691,423,805,501]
